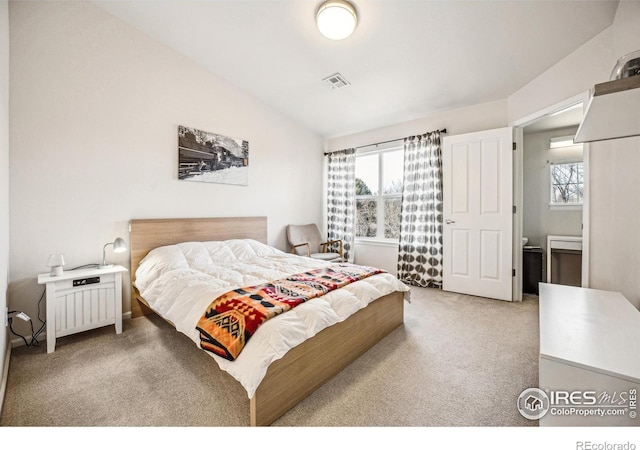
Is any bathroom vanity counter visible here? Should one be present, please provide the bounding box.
[546,235,582,285]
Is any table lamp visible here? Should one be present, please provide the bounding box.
[99,237,127,269]
[46,254,66,276]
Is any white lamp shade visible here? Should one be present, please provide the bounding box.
[113,237,127,253]
[46,253,66,268]
[316,0,357,40]
[47,253,66,276]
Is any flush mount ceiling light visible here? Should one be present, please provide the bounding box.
[316,0,358,40]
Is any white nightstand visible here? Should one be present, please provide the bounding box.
[37,265,127,353]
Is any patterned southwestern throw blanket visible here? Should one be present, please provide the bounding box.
[196,263,384,361]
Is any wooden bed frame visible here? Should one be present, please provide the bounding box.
[129,216,405,426]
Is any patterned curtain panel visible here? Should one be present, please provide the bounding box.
[397,131,443,288]
[326,148,356,262]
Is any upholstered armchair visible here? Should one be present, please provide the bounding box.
[286,224,344,262]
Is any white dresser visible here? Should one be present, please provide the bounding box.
[538,283,640,426]
[38,265,127,353]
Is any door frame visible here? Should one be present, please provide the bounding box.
[509,91,591,301]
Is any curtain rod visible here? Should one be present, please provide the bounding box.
[324,128,447,155]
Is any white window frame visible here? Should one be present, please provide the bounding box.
[549,160,584,209]
[355,144,404,243]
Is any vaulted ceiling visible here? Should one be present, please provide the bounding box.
[94,0,619,138]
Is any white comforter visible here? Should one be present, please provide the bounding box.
[135,239,410,398]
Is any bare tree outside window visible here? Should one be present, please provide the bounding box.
[384,197,403,239]
[550,162,583,205]
[356,196,377,237]
[383,179,403,238]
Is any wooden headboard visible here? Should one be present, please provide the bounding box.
[129,216,268,318]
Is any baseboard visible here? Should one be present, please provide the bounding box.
[0,335,11,417]
[10,336,28,348]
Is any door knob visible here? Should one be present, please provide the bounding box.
[445,219,455,224]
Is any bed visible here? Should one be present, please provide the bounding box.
[129,216,409,426]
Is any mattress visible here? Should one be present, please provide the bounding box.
[135,239,410,398]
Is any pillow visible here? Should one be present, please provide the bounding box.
[134,243,191,292]
[134,239,280,291]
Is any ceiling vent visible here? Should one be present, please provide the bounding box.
[323,72,350,90]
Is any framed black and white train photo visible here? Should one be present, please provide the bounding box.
[178,125,249,186]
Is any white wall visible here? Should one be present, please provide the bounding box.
[508,1,640,308]
[8,1,324,332]
[507,30,614,124]
[326,99,508,272]
[0,0,10,404]
[326,2,640,309]
[522,126,583,247]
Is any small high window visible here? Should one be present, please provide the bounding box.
[550,161,583,206]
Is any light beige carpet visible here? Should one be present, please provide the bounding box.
[0,287,539,427]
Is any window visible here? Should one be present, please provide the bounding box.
[355,147,404,240]
[550,161,583,206]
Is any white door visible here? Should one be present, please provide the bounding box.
[442,127,513,301]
